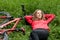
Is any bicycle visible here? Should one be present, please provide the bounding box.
[0,7,25,40]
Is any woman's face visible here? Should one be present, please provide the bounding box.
[36,10,43,19]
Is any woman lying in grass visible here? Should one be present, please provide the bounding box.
[25,9,55,40]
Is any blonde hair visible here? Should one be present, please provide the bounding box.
[32,9,45,20]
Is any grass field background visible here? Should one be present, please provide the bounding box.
[0,0,60,40]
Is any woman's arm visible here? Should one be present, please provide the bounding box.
[24,15,33,24]
[44,14,55,24]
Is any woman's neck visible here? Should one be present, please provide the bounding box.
[32,18,42,21]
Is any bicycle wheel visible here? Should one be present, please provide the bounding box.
[0,12,11,26]
[0,32,8,40]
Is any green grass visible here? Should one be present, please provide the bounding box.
[0,0,60,40]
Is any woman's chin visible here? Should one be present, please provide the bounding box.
[37,17,41,19]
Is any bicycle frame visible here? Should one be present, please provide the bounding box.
[0,16,25,35]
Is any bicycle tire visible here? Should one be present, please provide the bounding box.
[0,12,11,27]
[0,32,8,40]
[3,32,8,40]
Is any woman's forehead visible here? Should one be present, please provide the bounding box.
[37,10,42,13]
